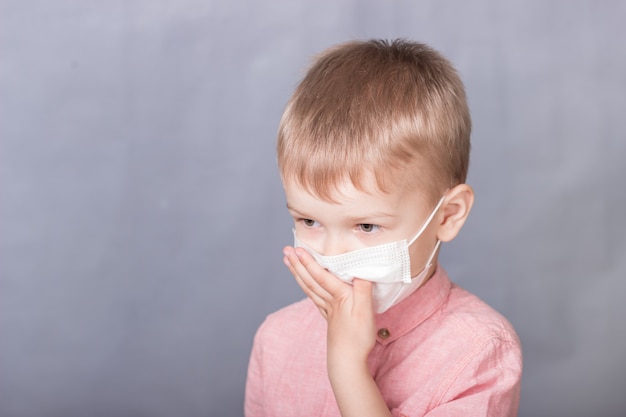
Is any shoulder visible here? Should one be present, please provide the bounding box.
[254,297,323,344]
[429,283,522,402]
[249,297,327,377]
[443,283,519,346]
[262,297,317,327]
[401,283,522,413]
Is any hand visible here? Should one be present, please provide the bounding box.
[284,246,392,417]
[283,246,376,362]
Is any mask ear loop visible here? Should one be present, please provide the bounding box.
[424,240,441,268]
[408,195,447,246]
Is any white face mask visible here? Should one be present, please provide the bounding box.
[293,196,445,313]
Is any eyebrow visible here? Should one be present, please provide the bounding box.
[286,203,306,215]
[286,203,396,222]
[345,212,396,223]
[286,204,315,219]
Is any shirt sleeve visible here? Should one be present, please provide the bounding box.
[244,322,265,417]
[404,335,522,417]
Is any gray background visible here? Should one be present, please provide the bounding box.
[1,1,625,416]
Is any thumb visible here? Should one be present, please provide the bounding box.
[352,278,374,313]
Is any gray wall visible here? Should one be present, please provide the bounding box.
[1,1,625,416]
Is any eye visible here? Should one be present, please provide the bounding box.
[358,224,380,233]
[302,218,320,228]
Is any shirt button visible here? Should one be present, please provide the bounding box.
[377,328,390,339]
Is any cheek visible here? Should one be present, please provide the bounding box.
[293,227,322,251]
[293,222,318,237]
[408,233,439,276]
[408,243,427,276]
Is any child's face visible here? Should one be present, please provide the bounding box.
[284,176,442,278]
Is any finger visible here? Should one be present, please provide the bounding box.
[285,247,335,299]
[352,278,374,315]
[316,306,329,320]
[293,247,350,296]
[283,247,331,305]
[287,259,328,308]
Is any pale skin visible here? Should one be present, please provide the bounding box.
[282,176,474,417]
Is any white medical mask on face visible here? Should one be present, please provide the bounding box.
[293,196,445,313]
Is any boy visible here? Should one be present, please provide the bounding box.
[245,39,522,417]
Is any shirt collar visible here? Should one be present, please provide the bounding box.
[374,264,452,345]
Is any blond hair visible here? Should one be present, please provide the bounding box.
[277,39,471,202]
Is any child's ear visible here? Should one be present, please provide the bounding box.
[437,184,474,242]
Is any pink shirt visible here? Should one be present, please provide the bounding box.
[245,266,522,417]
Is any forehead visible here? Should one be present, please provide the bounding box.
[283,175,429,219]
[278,135,442,206]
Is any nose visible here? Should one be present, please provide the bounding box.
[320,234,349,257]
